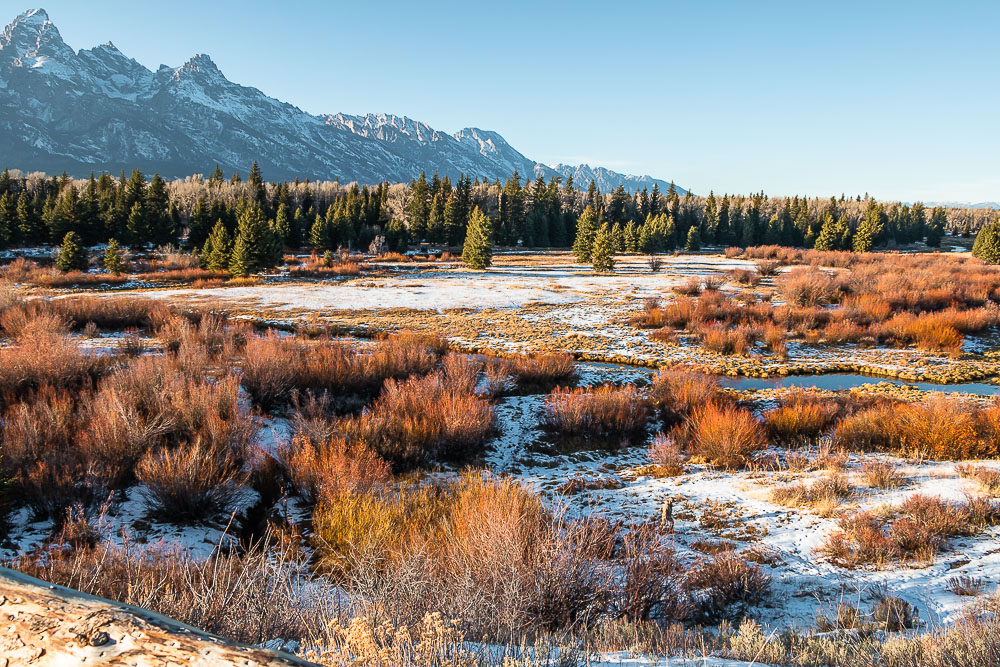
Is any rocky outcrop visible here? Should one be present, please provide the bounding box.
[0,566,317,666]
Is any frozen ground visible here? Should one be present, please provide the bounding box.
[482,368,1000,633]
[104,251,1000,384]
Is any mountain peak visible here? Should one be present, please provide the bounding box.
[15,7,49,27]
[180,53,219,73]
[0,8,678,192]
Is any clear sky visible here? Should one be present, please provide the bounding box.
[18,1,1000,202]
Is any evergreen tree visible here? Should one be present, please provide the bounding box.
[407,172,430,241]
[926,207,947,247]
[56,231,87,272]
[813,210,839,251]
[685,224,701,251]
[763,213,783,245]
[385,218,409,253]
[17,191,42,245]
[443,192,462,245]
[427,192,446,243]
[103,238,125,275]
[853,202,885,253]
[572,205,601,262]
[972,214,1000,263]
[0,192,13,248]
[590,222,616,272]
[273,203,291,245]
[229,206,282,276]
[201,220,232,272]
[126,201,148,248]
[703,191,719,242]
[309,213,330,251]
[146,174,174,245]
[248,160,267,211]
[462,206,493,270]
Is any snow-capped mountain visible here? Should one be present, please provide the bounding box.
[0,8,680,192]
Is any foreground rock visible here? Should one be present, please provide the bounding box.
[0,566,316,666]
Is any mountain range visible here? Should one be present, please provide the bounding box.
[0,8,681,193]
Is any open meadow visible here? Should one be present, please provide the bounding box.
[4,245,1000,665]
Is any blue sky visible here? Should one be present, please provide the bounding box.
[22,1,1000,202]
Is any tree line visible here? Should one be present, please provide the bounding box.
[0,164,996,276]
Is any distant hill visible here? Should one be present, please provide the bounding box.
[0,8,683,193]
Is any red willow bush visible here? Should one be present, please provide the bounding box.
[648,368,723,424]
[542,384,651,437]
[676,403,767,469]
[337,365,495,467]
[240,331,443,409]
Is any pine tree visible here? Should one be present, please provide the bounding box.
[972,215,1000,263]
[813,210,839,250]
[427,192,445,243]
[407,172,430,241]
[853,202,885,253]
[273,203,291,245]
[0,192,12,248]
[926,207,947,247]
[229,206,282,277]
[685,224,701,251]
[572,205,601,262]
[443,192,462,245]
[201,220,232,272]
[126,201,148,248]
[462,206,493,270]
[590,222,616,273]
[56,231,87,272]
[103,238,125,275]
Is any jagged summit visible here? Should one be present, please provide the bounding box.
[0,8,679,192]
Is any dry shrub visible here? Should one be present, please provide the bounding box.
[0,303,69,340]
[542,384,651,437]
[761,322,787,357]
[0,331,110,398]
[649,368,721,424]
[79,359,253,490]
[613,524,691,623]
[314,474,690,637]
[727,268,760,287]
[763,391,840,446]
[778,267,845,306]
[284,436,391,503]
[648,433,686,475]
[289,253,364,277]
[821,494,1000,568]
[696,322,756,356]
[136,441,248,521]
[871,596,918,631]
[894,399,981,459]
[10,535,320,646]
[947,575,985,596]
[503,352,576,388]
[830,401,901,452]
[685,552,771,623]
[317,613,480,667]
[241,332,441,410]
[50,296,165,330]
[340,368,494,467]
[844,294,892,325]
[860,460,904,489]
[755,260,780,277]
[769,475,852,515]
[956,464,1000,494]
[724,246,743,259]
[673,277,704,296]
[679,403,767,470]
